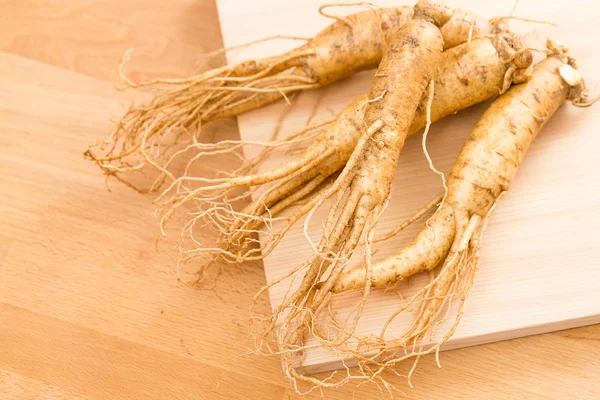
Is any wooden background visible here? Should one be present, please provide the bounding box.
[0,0,598,399]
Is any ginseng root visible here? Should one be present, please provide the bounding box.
[84,6,511,192]
[256,0,453,390]
[159,30,532,285]
[84,5,413,190]
[323,40,587,388]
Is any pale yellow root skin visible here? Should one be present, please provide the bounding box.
[86,6,497,193]
[333,50,584,293]
[185,33,532,265]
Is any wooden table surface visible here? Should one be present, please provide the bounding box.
[0,1,598,399]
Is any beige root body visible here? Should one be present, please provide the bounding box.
[254,1,455,391]
[85,7,501,191]
[313,44,587,392]
[162,33,531,270]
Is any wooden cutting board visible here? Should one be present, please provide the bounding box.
[216,0,600,373]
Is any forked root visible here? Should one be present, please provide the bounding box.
[343,199,501,389]
[266,201,495,393]
[85,5,414,190]
[253,1,451,383]
[249,118,398,392]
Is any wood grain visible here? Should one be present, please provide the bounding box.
[0,0,599,398]
[0,0,225,83]
[217,0,600,379]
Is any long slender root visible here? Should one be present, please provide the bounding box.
[85,6,412,191]
[257,201,490,393]
[250,2,453,391]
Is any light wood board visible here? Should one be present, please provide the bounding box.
[217,0,600,373]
